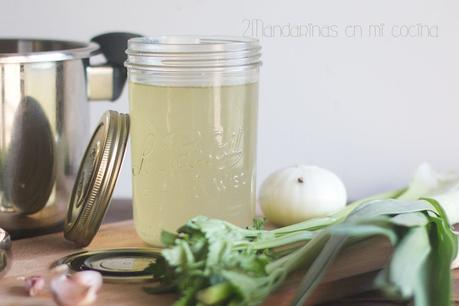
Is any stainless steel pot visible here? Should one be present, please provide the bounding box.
[0,32,139,238]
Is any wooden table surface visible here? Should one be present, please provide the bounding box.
[1,199,459,306]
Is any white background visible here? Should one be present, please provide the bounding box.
[1,0,458,200]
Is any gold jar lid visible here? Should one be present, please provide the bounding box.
[54,248,161,283]
[64,111,129,247]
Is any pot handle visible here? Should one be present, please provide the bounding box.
[87,32,142,101]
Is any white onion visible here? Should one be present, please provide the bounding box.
[259,165,347,226]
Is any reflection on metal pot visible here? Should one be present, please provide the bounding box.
[3,96,55,214]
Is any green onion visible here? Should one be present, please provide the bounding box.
[145,184,456,306]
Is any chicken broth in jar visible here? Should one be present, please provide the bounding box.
[126,36,261,245]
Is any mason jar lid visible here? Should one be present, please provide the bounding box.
[64,111,129,247]
[54,248,161,283]
[125,36,261,71]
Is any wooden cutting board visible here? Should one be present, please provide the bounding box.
[0,220,390,306]
[0,219,456,306]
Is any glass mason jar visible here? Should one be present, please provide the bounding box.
[125,36,261,245]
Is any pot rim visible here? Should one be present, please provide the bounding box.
[0,38,99,64]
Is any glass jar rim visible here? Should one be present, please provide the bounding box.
[125,35,261,70]
[126,36,259,53]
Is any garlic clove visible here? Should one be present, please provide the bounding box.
[51,264,69,276]
[72,271,103,291]
[18,275,46,296]
[50,269,103,306]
